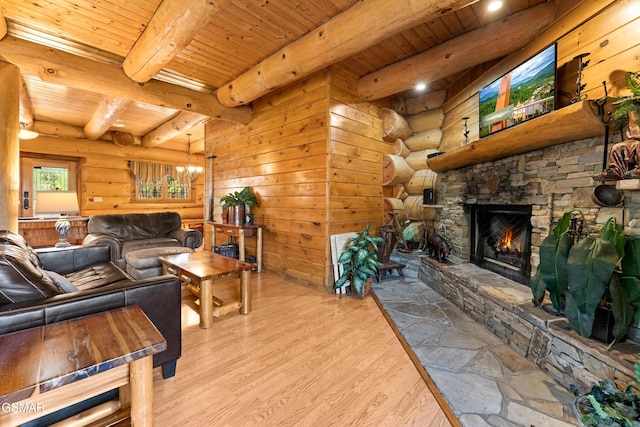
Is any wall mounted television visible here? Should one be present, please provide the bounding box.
[479,43,557,138]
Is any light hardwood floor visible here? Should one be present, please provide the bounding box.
[152,272,455,426]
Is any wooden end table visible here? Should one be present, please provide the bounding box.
[159,251,255,329]
[0,306,166,426]
[211,223,264,272]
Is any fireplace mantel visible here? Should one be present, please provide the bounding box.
[427,100,606,173]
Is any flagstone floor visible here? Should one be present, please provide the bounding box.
[372,274,579,427]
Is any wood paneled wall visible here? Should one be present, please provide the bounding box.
[206,66,389,292]
[20,136,204,220]
[441,0,639,151]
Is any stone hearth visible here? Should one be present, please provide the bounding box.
[416,254,640,392]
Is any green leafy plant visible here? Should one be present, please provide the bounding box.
[531,213,640,346]
[611,71,640,132]
[530,211,576,313]
[571,360,640,426]
[220,186,258,210]
[565,217,624,339]
[334,223,384,294]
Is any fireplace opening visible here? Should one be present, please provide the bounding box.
[468,204,532,285]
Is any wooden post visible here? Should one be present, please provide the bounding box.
[0,62,21,232]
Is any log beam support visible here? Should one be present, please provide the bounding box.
[357,3,556,101]
[216,0,479,107]
[123,0,230,83]
[0,62,21,232]
[84,96,132,140]
[0,37,251,124]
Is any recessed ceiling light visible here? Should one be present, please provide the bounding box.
[488,1,503,12]
[415,83,427,91]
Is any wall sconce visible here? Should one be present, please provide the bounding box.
[19,122,39,140]
[176,133,203,182]
[35,191,80,247]
[461,117,470,145]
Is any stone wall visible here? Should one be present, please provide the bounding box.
[433,133,640,271]
[419,257,640,392]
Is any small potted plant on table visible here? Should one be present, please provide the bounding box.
[334,223,384,299]
[220,186,258,226]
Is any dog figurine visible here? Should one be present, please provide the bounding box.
[427,234,450,263]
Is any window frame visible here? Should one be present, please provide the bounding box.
[130,161,196,203]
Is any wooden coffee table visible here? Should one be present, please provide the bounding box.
[159,251,255,329]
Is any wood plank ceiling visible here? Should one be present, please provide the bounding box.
[0,0,559,153]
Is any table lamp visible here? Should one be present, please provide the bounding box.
[35,191,80,247]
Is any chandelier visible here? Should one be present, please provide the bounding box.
[176,133,203,182]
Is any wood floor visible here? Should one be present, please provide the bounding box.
[152,272,454,426]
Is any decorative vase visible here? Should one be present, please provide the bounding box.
[230,205,246,226]
[573,395,588,427]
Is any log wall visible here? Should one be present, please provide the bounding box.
[441,0,640,153]
[206,67,388,292]
[20,136,204,220]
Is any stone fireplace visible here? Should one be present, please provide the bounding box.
[409,133,640,394]
[468,204,532,285]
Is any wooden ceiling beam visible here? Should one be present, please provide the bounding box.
[357,2,556,101]
[19,79,34,129]
[84,96,132,140]
[0,9,7,39]
[123,0,231,83]
[141,111,207,148]
[0,37,251,124]
[215,0,479,107]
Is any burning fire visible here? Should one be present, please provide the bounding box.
[498,230,521,254]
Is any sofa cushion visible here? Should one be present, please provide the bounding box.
[45,270,79,293]
[0,244,62,305]
[87,212,182,241]
[65,262,132,291]
[126,246,194,270]
[120,238,181,259]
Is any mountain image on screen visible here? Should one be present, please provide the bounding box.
[479,44,556,137]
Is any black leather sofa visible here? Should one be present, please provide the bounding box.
[82,211,203,270]
[0,230,182,379]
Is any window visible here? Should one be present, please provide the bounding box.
[20,156,78,218]
[130,161,193,201]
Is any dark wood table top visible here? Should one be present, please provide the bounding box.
[0,306,166,405]
[159,251,255,281]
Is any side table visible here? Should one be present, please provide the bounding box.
[212,223,264,272]
[0,306,166,426]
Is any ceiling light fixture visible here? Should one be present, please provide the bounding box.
[488,0,503,12]
[415,82,427,91]
[176,133,203,182]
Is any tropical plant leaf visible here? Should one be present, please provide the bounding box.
[600,217,625,258]
[539,233,573,313]
[620,276,640,325]
[623,237,640,278]
[565,236,620,337]
[553,211,574,235]
[609,274,634,344]
[530,269,546,307]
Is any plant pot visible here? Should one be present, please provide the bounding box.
[590,305,617,344]
[229,205,246,226]
[346,278,372,300]
[573,395,589,427]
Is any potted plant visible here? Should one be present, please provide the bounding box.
[571,361,640,426]
[611,71,640,133]
[220,186,258,226]
[334,223,384,298]
[531,212,640,346]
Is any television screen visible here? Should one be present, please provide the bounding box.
[479,44,556,138]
